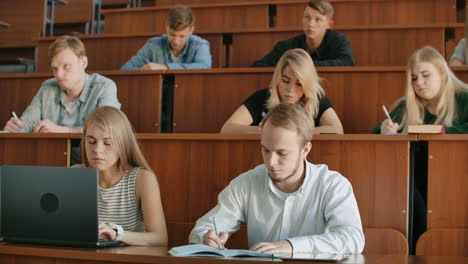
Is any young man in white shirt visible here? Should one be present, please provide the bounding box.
[189,103,364,255]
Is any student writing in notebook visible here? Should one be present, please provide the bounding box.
[74,106,168,246]
[120,5,211,70]
[3,36,120,133]
[190,103,364,255]
[374,46,468,134]
[220,48,343,134]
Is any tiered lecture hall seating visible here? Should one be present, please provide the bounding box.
[2,0,468,260]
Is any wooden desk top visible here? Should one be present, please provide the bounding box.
[0,243,467,264]
[0,133,418,142]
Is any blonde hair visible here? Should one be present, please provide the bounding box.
[266,48,325,120]
[167,5,194,30]
[81,106,152,174]
[261,103,314,146]
[397,46,468,132]
[48,35,86,63]
[307,0,334,19]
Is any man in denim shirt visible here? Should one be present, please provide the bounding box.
[120,5,212,71]
[3,36,121,133]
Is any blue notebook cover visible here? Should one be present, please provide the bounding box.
[168,244,274,258]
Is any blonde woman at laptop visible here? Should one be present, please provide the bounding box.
[74,106,168,246]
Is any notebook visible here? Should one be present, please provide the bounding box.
[1,165,120,247]
[169,244,276,258]
[407,124,445,134]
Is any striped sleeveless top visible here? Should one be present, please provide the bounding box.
[98,167,146,232]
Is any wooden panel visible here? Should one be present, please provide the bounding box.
[36,33,223,71]
[275,0,456,27]
[171,67,406,134]
[54,0,94,24]
[422,136,468,229]
[416,229,468,256]
[139,134,411,248]
[0,71,163,133]
[102,4,268,34]
[363,228,408,255]
[0,0,45,47]
[172,69,272,133]
[0,135,69,166]
[230,26,445,67]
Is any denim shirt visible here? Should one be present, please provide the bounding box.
[20,73,121,132]
[120,34,212,70]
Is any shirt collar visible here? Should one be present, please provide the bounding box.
[267,160,310,199]
[57,73,89,105]
[164,34,191,57]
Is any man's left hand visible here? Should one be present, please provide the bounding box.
[249,240,293,254]
[141,63,168,70]
[33,120,70,133]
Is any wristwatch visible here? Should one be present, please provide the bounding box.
[108,223,124,241]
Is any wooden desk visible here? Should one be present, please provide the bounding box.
[1,243,468,263]
[0,0,47,62]
[168,67,407,134]
[229,25,446,67]
[54,0,96,35]
[0,133,70,166]
[36,32,224,71]
[137,134,412,247]
[419,135,468,230]
[0,71,163,133]
[101,2,269,34]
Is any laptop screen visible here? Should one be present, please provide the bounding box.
[1,166,100,246]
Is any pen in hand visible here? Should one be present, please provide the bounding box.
[381,105,392,122]
[12,111,19,120]
[212,217,225,250]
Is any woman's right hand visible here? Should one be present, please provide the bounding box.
[381,119,399,134]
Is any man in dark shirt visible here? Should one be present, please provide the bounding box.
[252,0,354,67]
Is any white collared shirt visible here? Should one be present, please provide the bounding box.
[189,160,365,254]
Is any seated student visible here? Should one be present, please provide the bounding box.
[190,103,364,254]
[3,35,121,133]
[120,5,211,70]
[74,106,168,246]
[374,46,468,134]
[252,0,354,67]
[221,48,343,134]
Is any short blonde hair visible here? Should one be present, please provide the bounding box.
[397,46,468,131]
[266,48,325,121]
[81,106,152,174]
[48,35,86,63]
[307,0,334,19]
[261,103,314,146]
[167,5,194,30]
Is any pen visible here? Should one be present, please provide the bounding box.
[212,217,224,250]
[12,112,19,120]
[381,105,392,122]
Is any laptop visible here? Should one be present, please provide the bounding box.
[1,165,120,247]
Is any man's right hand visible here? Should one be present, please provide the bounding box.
[4,117,24,132]
[202,229,228,249]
